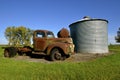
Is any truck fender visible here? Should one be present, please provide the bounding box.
[46,43,68,55]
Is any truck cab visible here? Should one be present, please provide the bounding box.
[33,30,55,51]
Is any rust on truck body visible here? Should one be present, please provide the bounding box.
[33,30,55,51]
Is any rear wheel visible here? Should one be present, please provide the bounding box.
[4,49,10,57]
[50,48,64,61]
[4,47,17,57]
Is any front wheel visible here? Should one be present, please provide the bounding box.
[50,48,62,61]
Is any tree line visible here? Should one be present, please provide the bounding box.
[5,26,33,46]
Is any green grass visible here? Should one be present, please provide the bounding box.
[0,45,120,80]
[109,44,120,51]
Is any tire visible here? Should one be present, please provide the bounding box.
[50,48,62,61]
[4,48,10,57]
[4,47,17,58]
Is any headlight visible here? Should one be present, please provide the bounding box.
[69,44,74,52]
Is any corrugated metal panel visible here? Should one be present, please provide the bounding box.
[69,19,108,53]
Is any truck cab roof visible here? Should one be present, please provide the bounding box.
[34,30,55,38]
[34,30,53,33]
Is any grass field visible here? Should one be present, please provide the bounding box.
[0,45,120,80]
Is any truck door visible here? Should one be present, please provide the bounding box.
[33,31,47,51]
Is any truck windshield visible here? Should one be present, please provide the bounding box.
[47,32,54,38]
[36,32,45,38]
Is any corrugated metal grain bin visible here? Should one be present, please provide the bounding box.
[69,17,108,53]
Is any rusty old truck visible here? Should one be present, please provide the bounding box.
[4,29,74,61]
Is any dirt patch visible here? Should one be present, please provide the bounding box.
[13,54,52,63]
[13,52,114,63]
[65,53,108,62]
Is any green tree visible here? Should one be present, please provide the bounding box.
[5,26,15,45]
[5,26,33,46]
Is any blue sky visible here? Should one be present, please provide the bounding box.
[0,0,120,44]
